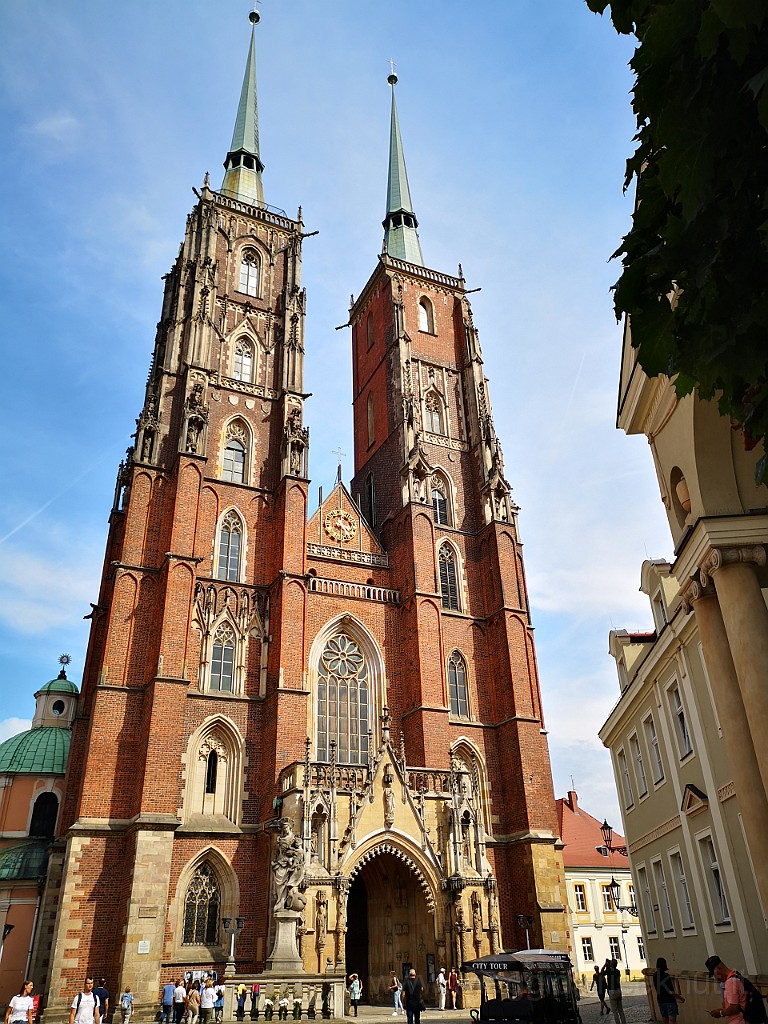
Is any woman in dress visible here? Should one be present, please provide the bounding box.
[4,980,35,1024]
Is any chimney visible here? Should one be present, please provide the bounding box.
[567,790,578,813]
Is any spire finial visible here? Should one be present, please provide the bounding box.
[221,7,265,205]
[382,65,424,266]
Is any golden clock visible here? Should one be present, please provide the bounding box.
[323,508,358,544]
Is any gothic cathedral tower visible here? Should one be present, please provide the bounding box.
[42,18,566,1015]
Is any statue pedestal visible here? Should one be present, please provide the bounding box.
[265,909,304,973]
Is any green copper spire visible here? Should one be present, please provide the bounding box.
[221,12,265,206]
[383,70,424,266]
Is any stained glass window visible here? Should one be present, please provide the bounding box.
[217,511,242,581]
[448,651,469,717]
[317,633,370,764]
[239,249,259,297]
[183,862,220,945]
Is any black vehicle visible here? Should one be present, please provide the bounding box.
[463,950,582,1024]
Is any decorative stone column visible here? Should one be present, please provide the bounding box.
[682,575,768,914]
[700,545,768,793]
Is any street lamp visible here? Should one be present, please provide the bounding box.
[223,916,245,977]
[516,914,533,950]
[600,821,639,917]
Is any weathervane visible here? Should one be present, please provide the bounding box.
[332,447,346,483]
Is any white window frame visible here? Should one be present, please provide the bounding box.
[629,732,648,797]
[668,681,693,758]
[573,883,587,913]
[581,936,594,962]
[637,935,645,960]
[601,884,614,914]
[669,848,695,931]
[608,936,622,961]
[697,831,731,928]
[652,857,675,934]
[651,587,667,631]
[617,746,634,808]
[644,713,665,785]
[636,863,657,934]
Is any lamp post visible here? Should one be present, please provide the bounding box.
[516,914,533,950]
[223,916,245,977]
[600,821,639,917]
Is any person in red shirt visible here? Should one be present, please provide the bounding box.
[705,956,746,1024]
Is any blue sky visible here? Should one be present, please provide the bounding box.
[0,2,672,829]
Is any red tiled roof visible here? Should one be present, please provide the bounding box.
[556,791,630,869]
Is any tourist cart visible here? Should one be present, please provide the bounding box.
[463,950,582,1024]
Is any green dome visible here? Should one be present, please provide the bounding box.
[36,671,79,696]
[0,727,71,775]
[0,842,48,881]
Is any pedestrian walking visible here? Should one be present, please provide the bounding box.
[604,960,627,1024]
[705,956,749,1024]
[162,980,176,1024]
[437,968,447,1011]
[590,965,608,1016]
[402,969,425,1024]
[173,981,187,1024]
[70,978,102,1024]
[389,973,404,1016]
[348,975,362,1017]
[213,984,225,1024]
[186,984,201,1024]
[448,969,458,1010]
[5,980,35,1024]
[654,958,684,1024]
[94,980,110,1024]
[119,989,134,1024]
[199,982,215,1024]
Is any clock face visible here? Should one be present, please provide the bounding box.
[323,508,358,544]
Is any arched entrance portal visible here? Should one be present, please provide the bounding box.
[345,850,436,1005]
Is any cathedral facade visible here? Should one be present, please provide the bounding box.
[42,17,566,1013]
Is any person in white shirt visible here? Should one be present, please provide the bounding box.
[70,978,101,1024]
[5,980,35,1024]
[199,981,216,1024]
[173,983,187,1024]
[437,969,447,1011]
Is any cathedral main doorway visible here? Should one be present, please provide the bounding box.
[345,849,436,1005]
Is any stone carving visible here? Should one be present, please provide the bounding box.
[184,382,209,454]
[272,818,306,911]
[315,890,328,951]
[198,735,227,761]
[454,900,467,967]
[384,781,395,829]
[471,890,483,953]
[285,407,309,476]
[488,889,500,954]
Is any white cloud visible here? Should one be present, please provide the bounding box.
[0,544,101,635]
[0,718,31,744]
[24,112,80,146]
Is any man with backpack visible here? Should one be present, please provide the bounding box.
[706,955,768,1024]
[69,978,101,1024]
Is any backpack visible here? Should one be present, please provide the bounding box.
[121,995,132,1011]
[738,976,768,1024]
[76,994,100,1019]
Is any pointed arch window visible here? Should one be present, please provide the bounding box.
[448,651,469,718]
[432,476,449,526]
[366,473,376,528]
[439,543,460,610]
[425,392,444,434]
[210,623,235,692]
[239,248,260,297]
[366,312,374,351]
[233,339,254,382]
[418,297,435,334]
[183,862,221,945]
[317,633,370,765]
[217,511,243,581]
[222,422,248,483]
[205,750,218,794]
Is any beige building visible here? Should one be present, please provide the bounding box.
[557,792,645,986]
[602,330,768,1009]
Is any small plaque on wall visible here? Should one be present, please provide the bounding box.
[138,941,150,955]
